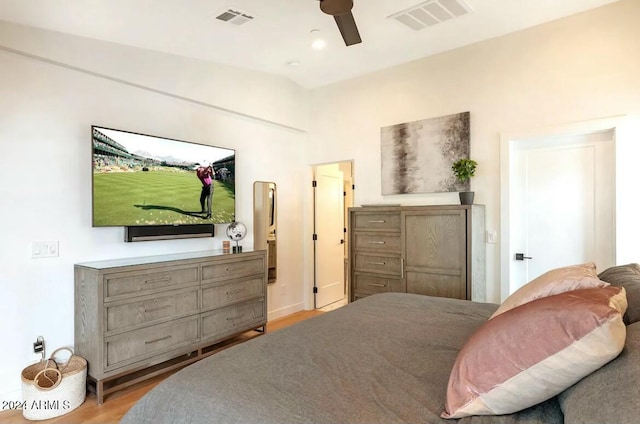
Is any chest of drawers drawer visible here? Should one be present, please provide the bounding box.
[104,266,199,300]
[105,316,200,371]
[353,252,402,276]
[353,232,401,253]
[202,257,264,282]
[201,276,265,312]
[201,299,265,342]
[105,288,199,335]
[353,274,405,295]
[352,212,401,231]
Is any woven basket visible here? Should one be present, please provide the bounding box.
[21,347,87,421]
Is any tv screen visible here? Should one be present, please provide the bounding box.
[92,126,235,227]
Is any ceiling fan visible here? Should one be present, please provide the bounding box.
[319,0,362,46]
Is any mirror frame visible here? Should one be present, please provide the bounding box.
[253,181,277,283]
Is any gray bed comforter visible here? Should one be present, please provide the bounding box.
[121,293,562,424]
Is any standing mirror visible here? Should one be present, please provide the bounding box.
[253,181,276,283]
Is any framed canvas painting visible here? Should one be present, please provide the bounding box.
[381,111,470,195]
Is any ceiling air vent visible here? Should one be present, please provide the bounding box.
[389,0,472,31]
[215,9,254,26]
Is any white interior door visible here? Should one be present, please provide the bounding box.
[314,164,345,308]
[508,130,615,294]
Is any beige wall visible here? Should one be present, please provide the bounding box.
[0,21,308,399]
[305,0,640,303]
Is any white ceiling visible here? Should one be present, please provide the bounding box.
[0,0,621,88]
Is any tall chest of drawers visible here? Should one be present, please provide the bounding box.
[74,250,267,404]
[349,205,485,302]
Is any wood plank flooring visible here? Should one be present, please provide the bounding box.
[0,309,323,424]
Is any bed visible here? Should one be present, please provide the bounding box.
[121,263,640,424]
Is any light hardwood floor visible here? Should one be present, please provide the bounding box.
[0,309,323,424]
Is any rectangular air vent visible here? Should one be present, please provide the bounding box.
[389,0,471,31]
[215,9,254,26]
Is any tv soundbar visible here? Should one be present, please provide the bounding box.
[125,224,214,242]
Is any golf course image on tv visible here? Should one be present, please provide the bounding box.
[92,126,235,227]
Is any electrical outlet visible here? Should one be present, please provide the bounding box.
[33,336,44,355]
[486,230,498,244]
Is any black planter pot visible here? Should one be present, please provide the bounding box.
[459,191,475,205]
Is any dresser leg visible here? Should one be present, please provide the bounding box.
[96,380,104,405]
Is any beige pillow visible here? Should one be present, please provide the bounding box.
[491,262,608,319]
[442,286,627,419]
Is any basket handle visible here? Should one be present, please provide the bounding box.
[49,347,75,374]
[33,367,62,391]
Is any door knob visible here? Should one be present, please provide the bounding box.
[515,253,532,261]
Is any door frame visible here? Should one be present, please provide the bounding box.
[310,160,354,309]
[500,117,625,302]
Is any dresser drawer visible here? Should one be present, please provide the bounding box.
[105,266,199,300]
[105,288,199,334]
[352,212,401,231]
[201,277,265,312]
[353,274,404,295]
[202,257,264,282]
[201,300,265,342]
[105,316,199,371]
[353,253,402,276]
[353,232,401,253]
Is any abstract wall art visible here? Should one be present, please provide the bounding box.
[380,111,470,195]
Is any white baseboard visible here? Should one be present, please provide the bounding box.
[267,302,304,322]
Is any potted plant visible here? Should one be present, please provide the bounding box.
[451,158,477,205]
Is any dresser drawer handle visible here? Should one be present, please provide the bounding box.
[368,220,385,223]
[144,335,172,345]
[367,283,386,288]
[368,261,386,266]
[367,241,385,244]
[143,276,171,285]
[226,315,244,322]
[144,305,172,314]
[226,288,246,297]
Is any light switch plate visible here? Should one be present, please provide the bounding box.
[31,241,59,258]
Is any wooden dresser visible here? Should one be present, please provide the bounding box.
[74,250,267,404]
[349,205,485,302]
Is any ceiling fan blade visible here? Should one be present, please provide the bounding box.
[334,12,362,46]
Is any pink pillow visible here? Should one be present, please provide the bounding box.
[442,286,627,419]
[491,262,608,319]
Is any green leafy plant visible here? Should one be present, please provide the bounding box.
[451,158,477,182]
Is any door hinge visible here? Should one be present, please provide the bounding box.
[343,227,347,233]
[313,287,318,294]
[312,180,317,187]
[352,184,355,190]
[312,233,318,241]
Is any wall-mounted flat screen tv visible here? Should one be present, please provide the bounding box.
[92,126,235,227]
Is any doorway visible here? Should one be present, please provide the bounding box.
[501,122,617,300]
[313,161,354,310]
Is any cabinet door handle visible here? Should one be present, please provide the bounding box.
[144,335,172,345]
[368,220,385,223]
[367,241,385,244]
[401,258,405,278]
